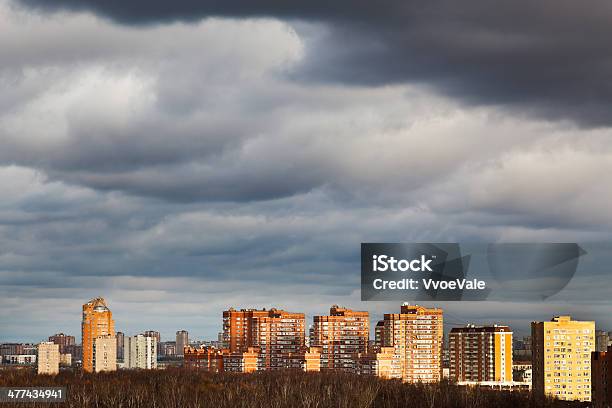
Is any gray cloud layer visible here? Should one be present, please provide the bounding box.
[16,0,612,126]
[1,1,612,342]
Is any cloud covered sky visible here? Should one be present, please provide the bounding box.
[1,0,612,342]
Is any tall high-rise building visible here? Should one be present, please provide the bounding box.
[449,325,513,383]
[116,332,125,361]
[310,305,369,371]
[124,334,157,369]
[223,307,305,369]
[143,331,161,352]
[48,333,75,354]
[176,330,189,357]
[82,297,116,372]
[377,304,443,383]
[532,316,595,402]
[592,346,612,407]
[37,342,60,375]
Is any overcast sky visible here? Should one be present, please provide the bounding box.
[1,0,612,343]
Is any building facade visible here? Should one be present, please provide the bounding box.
[281,347,322,372]
[532,316,595,402]
[37,342,60,375]
[223,347,259,373]
[59,353,72,367]
[82,297,116,373]
[3,354,36,365]
[596,330,610,353]
[377,304,443,383]
[93,336,117,372]
[513,362,532,384]
[592,346,611,408]
[184,346,225,372]
[124,334,157,369]
[116,332,125,361]
[354,347,402,379]
[223,307,306,370]
[159,342,177,357]
[48,333,75,354]
[176,330,189,357]
[143,331,161,354]
[310,305,369,371]
[449,325,513,383]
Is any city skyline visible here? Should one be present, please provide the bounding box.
[3,298,612,402]
[2,296,609,347]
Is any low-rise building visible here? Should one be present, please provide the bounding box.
[2,355,36,365]
[184,346,225,372]
[223,347,259,373]
[354,347,401,379]
[281,347,322,372]
[512,362,532,384]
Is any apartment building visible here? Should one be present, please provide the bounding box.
[82,297,116,373]
[310,305,369,371]
[184,346,225,372]
[449,325,512,383]
[354,346,402,379]
[513,362,532,384]
[2,354,36,365]
[116,332,125,361]
[37,342,60,375]
[532,316,595,402]
[223,307,305,370]
[124,334,157,369]
[93,335,117,372]
[377,304,443,382]
[592,346,611,408]
[48,333,75,354]
[223,347,259,373]
[281,347,322,372]
[59,353,72,367]
[159,342,177,357]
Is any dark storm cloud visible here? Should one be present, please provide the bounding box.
[16,0,612,126]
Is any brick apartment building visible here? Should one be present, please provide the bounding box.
[376,304,444,383]
[223,307,305,369]
[449,325,513,383]
[310,305,369,371]
[592,346,612,407]
[48,333,75,354]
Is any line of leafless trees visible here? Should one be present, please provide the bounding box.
[0,368,589,408]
